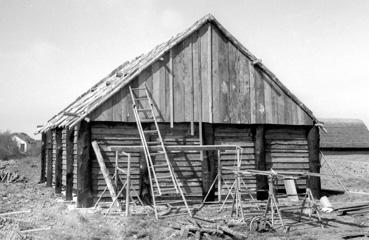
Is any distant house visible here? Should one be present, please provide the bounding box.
[320,119,369,155]
[11,132,36,153]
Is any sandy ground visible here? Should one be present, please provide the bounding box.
[0,154,369,239]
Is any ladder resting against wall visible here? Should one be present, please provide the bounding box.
[129,84,191,219]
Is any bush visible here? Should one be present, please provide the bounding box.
[0,130,20,160]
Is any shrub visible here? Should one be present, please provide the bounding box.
[0,130,20,160]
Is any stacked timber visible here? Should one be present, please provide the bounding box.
[51,130,56,185]
[154,124,201,197]
[73,126,78,190]
[265,128,309,188]
[62,128,67,187]
[90,123,141,202]
[214,125,256,195]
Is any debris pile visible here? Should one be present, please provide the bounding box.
[0,170,27,183]
[167,217,248,240]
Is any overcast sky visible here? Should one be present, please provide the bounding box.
[1,0,369,139]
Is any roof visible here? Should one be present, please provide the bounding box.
[12,132,36,144]
[320,118,369,149]
[37,14,317,134]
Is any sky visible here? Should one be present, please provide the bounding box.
[1,0,369,139]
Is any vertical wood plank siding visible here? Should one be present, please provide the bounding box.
[88,23,313,126]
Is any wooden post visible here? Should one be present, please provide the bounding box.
[46,131,53,187]
[307,126,321,198]
[39,132,47,183]
[202,124,215,201]
[126,153,131,217]
[55,128,63,194]
[77,120,93,208]
[255,125,268,200]
[169,49,174,128]
[217,150,222,202]
[65,128,74,201]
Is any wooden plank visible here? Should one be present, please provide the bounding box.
[77,121,93,208]
[249,62,256,123]
[152,61,161,118]
[192,31,200,123]
[199,24,209,122]
[254,67,266,123]
[228,42,238,123]
[264,78,273,123]
[169,49,174,127]
[208,23,213,123]
[284,94,293,124]
[111,87,123,122]
[110,144,242,152]
[212,26,230,123]
[55,128,63,194]
[172,37,192,122]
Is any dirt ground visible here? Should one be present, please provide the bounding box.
[1,154,369,240]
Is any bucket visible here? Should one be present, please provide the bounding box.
[320,196,332,208]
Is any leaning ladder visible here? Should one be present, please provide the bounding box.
[129,84,191,218]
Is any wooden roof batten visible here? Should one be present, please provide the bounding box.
[37,14,317,134]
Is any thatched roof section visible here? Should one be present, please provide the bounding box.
[37,14,317,133]
[320,119,369,149]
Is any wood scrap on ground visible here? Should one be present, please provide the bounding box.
[0,170,27,183]
[335,202,369,216]
[168,217,248,240]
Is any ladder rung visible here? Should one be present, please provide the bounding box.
[152,163,168,167]
[143,130,158,134]
[137,108,151,112]
[156,175,172,179]
[156,189,177,195]
[131,87,146,91]
[135,97,148,100]
[140,119,155,123]
[147,141,160,145]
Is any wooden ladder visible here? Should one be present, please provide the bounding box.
[129,84,191,219]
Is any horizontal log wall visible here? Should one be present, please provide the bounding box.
[90,122,141,201]
[62,128,67,187]
[265,127,309,188]
[89,23,313,126]
[90,122,202,201]
[214,125,256,196]
[155,124,201,196]
[73,126,78,190]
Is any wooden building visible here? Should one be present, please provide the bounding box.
[320,118,369,155]
[37,14,321,207]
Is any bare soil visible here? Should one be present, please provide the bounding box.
[0,154,368,239]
